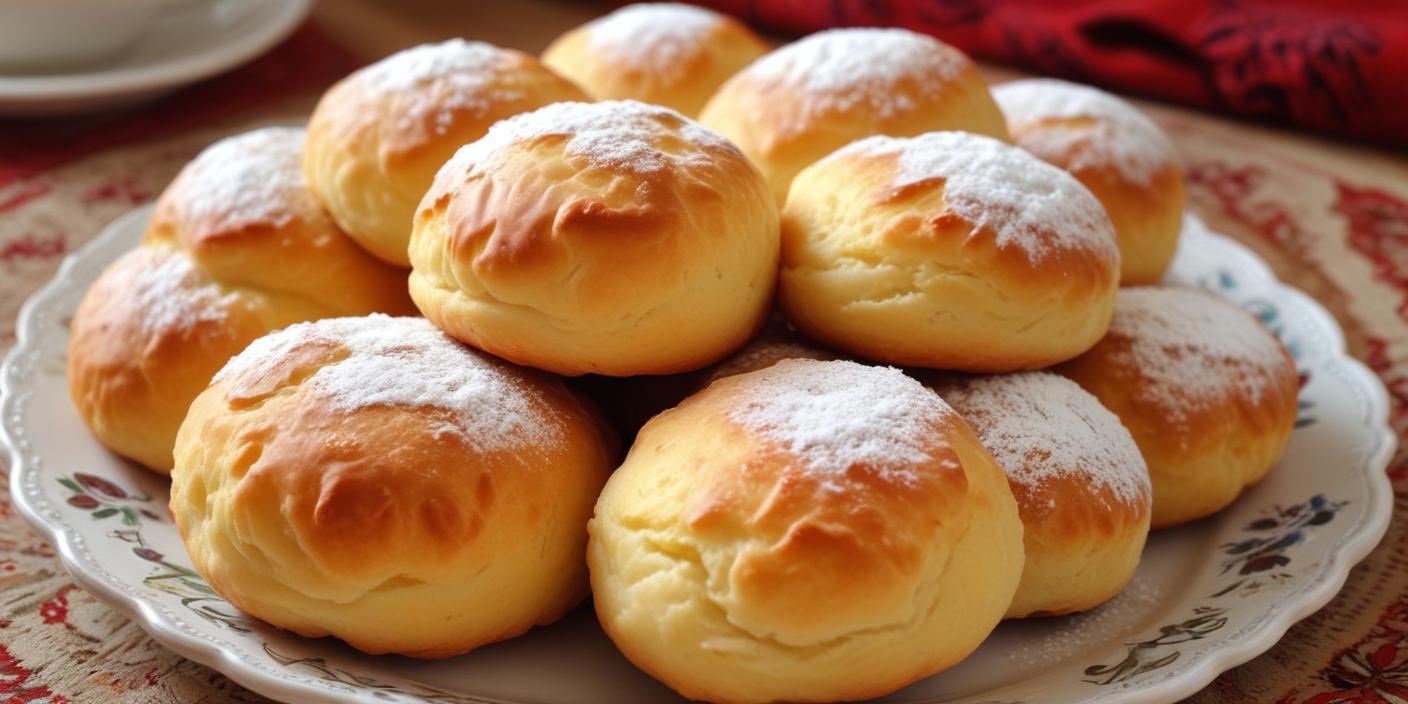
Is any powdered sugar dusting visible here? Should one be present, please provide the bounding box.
[588,3,723,70]
[744,28,967,118]
[994,78,1177,185]
[836,131,1118,262]
[135,252,233,335]
[355,39,521,135]
[728,359,952,490]
[1006,576,1165,669]
[447,99,732,176]
[938,372,1149,507]
[216,315,558,450]
[1110,287,1290,424]
[169,127,310,232]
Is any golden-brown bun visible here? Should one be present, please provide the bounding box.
[409,100,779,377]
[698,28,1009,203]
[68,128,413,474]
[1056,287,1299,528]
[171,315,616,658]
[589,359,1023,703]
[542,3,768,117]
[304,39,588,266]
[779,131,1120,371]
[994,79,1184,285]
[932,372,1151,618]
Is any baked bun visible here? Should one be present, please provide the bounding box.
[304,39,588,266]
[68,128,413,473]
[698,28,1009,203]
[994,79,1184,285]
[542,3,768,117]
[171,315,616,658]
[1057,287,1299,528]
[409,100,779,376]
[779,131,1120,371]
[589,359,1023,703]
[933,372,1151,618]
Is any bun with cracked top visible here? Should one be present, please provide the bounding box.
[409,99,779,377]
[170,315,616,658]
[542,3,768,117]
[1057,286,1299,528]
[994,79,1184,284]
[933,371,1151,618]
[67,127,413,474]
[304,39,588,266]
[699,28,1010,203]
[588,359,1023,703]
[779,130,1120,372]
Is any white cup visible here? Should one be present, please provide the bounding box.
[0,0,172,71]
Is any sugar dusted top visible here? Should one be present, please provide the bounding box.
[216,315,558,450]
[352,39,522,134]
[135,251,233,336]
[728,359,953,490]
[1109,287,1292,424]
[742,28,968,118]
[165,127,316,233]
[834,131,1118,263]
[359,39,503,94]
[939,372,1149,507]
[588,3,723,70]
[443,99,735,176]
[994,78,1177,185]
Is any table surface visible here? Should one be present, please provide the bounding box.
[2,1,1407,703]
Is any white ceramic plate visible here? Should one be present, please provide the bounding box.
[1,206,1394,704]
[0,0,311,116]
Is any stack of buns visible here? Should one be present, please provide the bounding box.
[68,4,1300,703]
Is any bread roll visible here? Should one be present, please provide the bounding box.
[171,315,616,658]
[699,28,1009,203]
[1057,287,1299,528]
[68,128,413,473]
[933,372,1151,618]
[304,39,588,266]
[589,359,1023,703]
[779,131,1120,371]
[994,79,1184,284]
[542,3,768,117]
[409,100,779,376]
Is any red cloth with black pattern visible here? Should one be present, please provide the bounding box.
[687,0,1408,147]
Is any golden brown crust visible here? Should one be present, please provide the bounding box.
[1056,287,1299,528]
[931,372,1151,617]
[409,100,779,376]
[699,29,1010,203]
[588,360,1023,703]
[778,132,1120,371]
[1068,164,1185,285]
[67,247,282,472]
[994,79,1184,284]
[67,128,414,475]
[542,3,769,117]
[171,316,617,658]
[304,40,588,266]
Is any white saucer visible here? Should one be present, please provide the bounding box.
[0,0,312,116]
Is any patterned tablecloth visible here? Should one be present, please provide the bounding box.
[2,12,1407,704]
